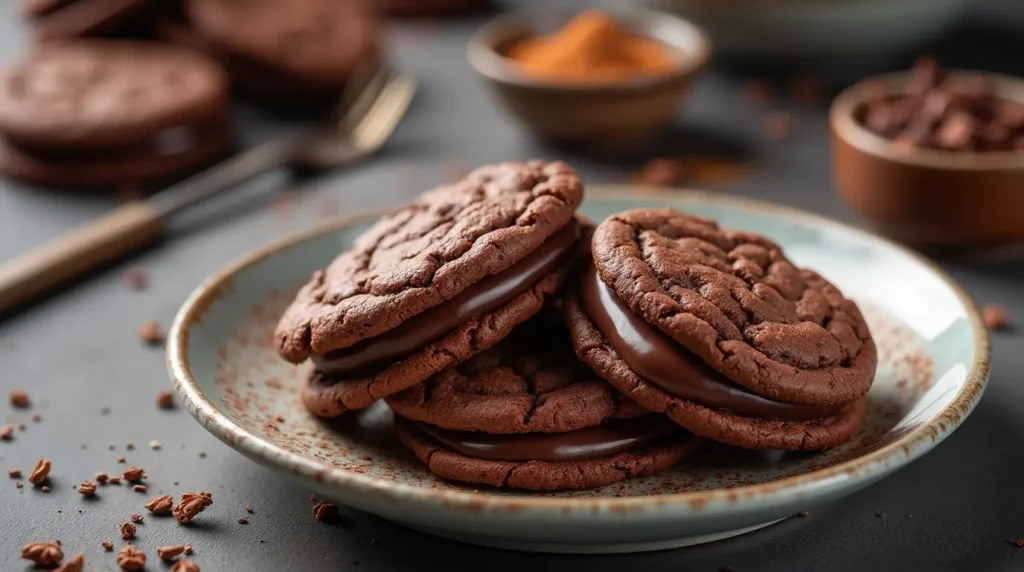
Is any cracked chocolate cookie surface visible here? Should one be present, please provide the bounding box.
[386,312,646,433]
[591,208,876,406]
[276,160,584,363]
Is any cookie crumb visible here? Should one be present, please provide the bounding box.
[156,391,175,409]
[9,390,30,408]
[763,110,794,140]
[638,158,688,187]
[0,424,13,440]
[123,466,144,481]
[116,545,145,571]
[96,472,109,484]
[145,494,174,515]
[109,475,122,484]
[198,452,206,458]
[130,514,143,523]
[117,456,126,463]
[184,544,193,555]
[312,501,338,523]
[244,505,254,513]
[138,321,164,345]
[157,545,187,561]
[29,458,51,485]
[125,267,148,290]
[31,412,41,422]
[41,485,51,492]
[21,541,63,565]
[133,484,147,493]
[173,492,213,523]
[171,560,200,572]
[126,443,134,450]
[78,481,97,497]
[16,481,23,488]
[1008,538,1024,548]
[237,517,249,524]
[149,440,161,450]
[9,468,22,478]
[120,522,136,540]
[102,541,113,550]
[983,305,1009,331]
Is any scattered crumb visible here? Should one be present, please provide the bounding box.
[78,481,97,497]
[96,472,109,484]
[1009,538,1024,548]
[133,484,147,493]
[244,505,254,513]
[157,544,187,561]
[115,545,145,571]
[145,494,174,515]
[102,541,113,551]
[29,458,51,485]
[20,541,64,566]
[184,544,193,555]
[31,412,41,422]
[173,492,213,523]
[198,452,206,458]
[156,391,175,409]
[150,440,161,450]
[171,560,200,572]
[126,443,134,451]
[9,390,29,408]
[41,485,51,492]
[130,514,143,523]
[0,425,13,440]
[15,481,23,488]
[9,468,22,478]
[121,522,137,540]
[117,456,126,464]
[124,467,144,482]
[237,517,249,525]
[312,501,338,523]
[138,321,164,345]
[983,305,1009,331]
[57,552,84,572]
[17,423,25,431]
[763,110,794,140]
[125,267,148,291]
[109,476,122,485]
[638,158,688,187]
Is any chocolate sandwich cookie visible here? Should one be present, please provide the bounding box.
[390,314,701,490]
[0,41,232,189]
[278,161,585,417]
[565,208,876,450]
[184,0,380,99]
[23,0,149,40]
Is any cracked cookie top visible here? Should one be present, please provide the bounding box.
[276,160,584,363]
[591,208,876,405]
[386,311,646,434]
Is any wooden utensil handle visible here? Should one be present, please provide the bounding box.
[0,202,164,314]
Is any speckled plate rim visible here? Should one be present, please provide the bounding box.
[167,186,990,516]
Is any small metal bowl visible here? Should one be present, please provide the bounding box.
[831,71,1024,252]
[466,9,711,148]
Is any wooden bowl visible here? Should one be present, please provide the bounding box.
[831,71,1024,252]
[466,9,711,148]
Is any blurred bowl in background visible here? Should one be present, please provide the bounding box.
[632,0,972,68]
[830,70,1024,252]
[466,9,711,148]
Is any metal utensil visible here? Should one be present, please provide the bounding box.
[0,66,416,315]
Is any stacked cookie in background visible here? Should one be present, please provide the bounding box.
[0,41,233,189]
[5,0,383,190]
[275,160,878,491]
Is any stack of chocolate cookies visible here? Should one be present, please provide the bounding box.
[0,41,233,189]
[275,161,878,491]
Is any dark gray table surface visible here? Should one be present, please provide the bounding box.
[3,2,1024,571]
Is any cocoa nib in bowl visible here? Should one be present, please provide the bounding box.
[831,57,1024,250]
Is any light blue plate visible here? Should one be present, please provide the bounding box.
[168,188,989,554]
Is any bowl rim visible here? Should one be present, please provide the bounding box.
[465,8,712,93]
[168,187,990,515]
[830,69,1024,171]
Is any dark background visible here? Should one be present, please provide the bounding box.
[2,1,1024,570]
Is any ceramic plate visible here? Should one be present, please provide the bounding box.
[168,188,989,554]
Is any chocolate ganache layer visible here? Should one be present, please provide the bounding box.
[312,218,582,376]
[398,415,680,462]
[579,260,843,421]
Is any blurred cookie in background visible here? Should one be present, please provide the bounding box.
[371,0,489,18]
[21,0,152,41]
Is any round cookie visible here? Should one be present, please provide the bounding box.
[281,160,585,415]
[394,417,700,491]
[592,208,876,405]
[185,0,380,92]
[565,208,876,450]
[385,311,647,433]
[0,119,232,189]
[0,41,229,150]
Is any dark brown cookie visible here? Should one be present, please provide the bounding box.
[385,312,645,433]
[301,261,571,416]
[394,416,701,491]
[29,0,148,40]
[0,118,232,189]
[591,208,876,406]
[373,0,489,17]
[276,160,584,363]
[565,285,868,450]
[185,0,380,92]
[0,41,229,150]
